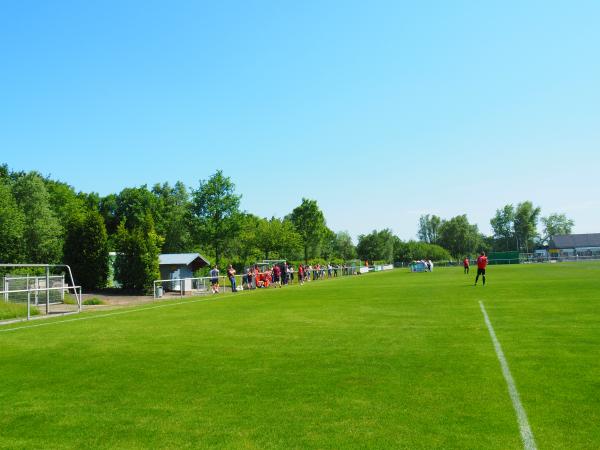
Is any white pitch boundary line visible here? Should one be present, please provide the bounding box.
[479,301,537,450]
[0,296,219,334]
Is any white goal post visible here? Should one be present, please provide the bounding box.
[0,264,83,320]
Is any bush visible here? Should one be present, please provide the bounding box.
[83,298,104,306]
[394,240,452,263]
[63,210,110,290]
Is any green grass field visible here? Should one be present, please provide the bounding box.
[1,263,599,449]
[0,302,39,321]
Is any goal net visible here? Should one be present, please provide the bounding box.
[0,264,82,320]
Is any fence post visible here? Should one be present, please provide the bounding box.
[27,283,31,321]
[46,266,50,315]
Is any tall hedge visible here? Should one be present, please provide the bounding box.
[114,215,162,293]
[63,210,109,290]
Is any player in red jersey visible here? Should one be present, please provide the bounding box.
[463,257,470,274]
[273,264,282,287]
[474,252,488,286]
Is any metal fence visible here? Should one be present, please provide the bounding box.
[523,254,600,264]
[152,265,381,300]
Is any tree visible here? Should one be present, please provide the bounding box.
[394,239,451,263]
[115,186,157,231]
[191,171,241,266]
[231,213,263,267]
[79,191,101,212]
[490,204,516,251]
[63,210,110,290]
[275,218,303,260]
[318,227,338,261]
[255,217,302,260]
[332,231,356,260]
[99,193,119,236]
[0,181,25,263]
[513,201,541,253]
[438,215,480,258]
[114,215,163,293]
[152,181,193,253]
[0,164,9,181]
[417,214,442,244]
[288,198,327,262]
[540,213,574,245]
[356,232,378,262]
[11,172,63,263]
[356,229,395,263]
[44,178,86,229]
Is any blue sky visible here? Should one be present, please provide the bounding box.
[2,1,599,240]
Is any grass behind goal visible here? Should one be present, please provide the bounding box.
[1,263,599,448]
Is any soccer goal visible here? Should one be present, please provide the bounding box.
[256,259,287,268]
[0,264,82,320]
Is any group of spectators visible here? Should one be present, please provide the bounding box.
[416,259,434,271]
[208,262,356,293]
[293,263,351,285]
[243,262,348,289]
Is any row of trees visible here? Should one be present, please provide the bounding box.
[0,165,358,292]
[356,202,575,265]
[1,166,112,288]
[356,228,451,264]
[0,163,576,291]
[488,203,573,252]
[415,201,574,257]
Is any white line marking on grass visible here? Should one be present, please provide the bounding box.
[0,296,219,334]
[479,301,537,450]
[0,273,362,333]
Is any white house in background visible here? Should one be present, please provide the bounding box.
[549,233,600,258]
[159,253,210,292]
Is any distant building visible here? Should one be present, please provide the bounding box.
[159,253,210,292]
[549,233,600,258]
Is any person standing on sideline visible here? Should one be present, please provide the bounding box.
[273,264,282,287]
[463,257,470,274]
[227,265,237,292]
[244,267,253,289]
[475,252,488,286]
[210,265,220,294]
[282,262,289,285]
